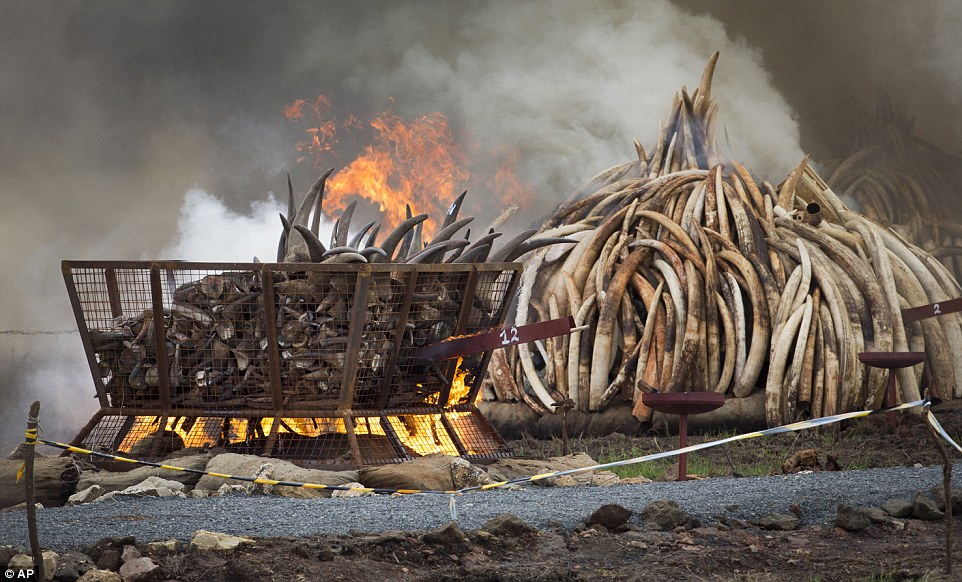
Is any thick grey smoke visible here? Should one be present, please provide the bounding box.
[1,0,959,453]
[676,0,962,161]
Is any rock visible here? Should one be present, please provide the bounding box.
[359,454,461,492]
[69,485,105,505]
[117,557,160,582]
[187,489,211,499]
[0,546,26,567]
[189,530,254,553]
[331,482,375,498]
[862,507,889,524]
[120,546,141,563]
[754,513,800,531]
[450,457,493,489]
[641,500,692,531]
[84,536,136,569]
[912,492,944,521]
[587,504,633,530]
[8,553,33,570]
[422,523,468,546]
[930,484,962,514]
[95,550,121,572]
[194,453,358,498]
[76,453,212,494]
[54,550,96,581]
[881,498,913,518]
[76,570,122,582]
[479,514,536,538]
[0,457,84,509]
[252,463,275,495]
[97,476,184,502]
[9,551,57,581]
[835,504,870,532]
[144,540,178,558]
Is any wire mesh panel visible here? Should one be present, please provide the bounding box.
[63,260,520,467]
[272,269,359,410]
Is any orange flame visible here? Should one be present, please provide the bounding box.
[325,110,469,237]
[118,365,479,457]
[284,95,534,238]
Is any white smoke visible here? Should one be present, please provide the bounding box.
[351,0,803,209]
[160,189,292,262]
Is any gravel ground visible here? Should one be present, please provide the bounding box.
[2,462,960,551]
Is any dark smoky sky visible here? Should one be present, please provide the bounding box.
[0,0,960,453]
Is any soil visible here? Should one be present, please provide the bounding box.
[148,519,952,582]
[18,403,962,581]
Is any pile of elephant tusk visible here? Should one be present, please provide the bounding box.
[492,52,962,427]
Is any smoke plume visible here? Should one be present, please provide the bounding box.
[1,0,960,453]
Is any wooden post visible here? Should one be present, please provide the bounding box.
[24,400,44,582]
[926,415,953,576]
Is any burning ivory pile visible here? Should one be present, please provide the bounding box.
[495,53,962,427]
[91,169,570,411]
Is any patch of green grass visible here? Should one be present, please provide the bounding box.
[506,410,955,481]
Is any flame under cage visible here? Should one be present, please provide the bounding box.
[62,260,522,469]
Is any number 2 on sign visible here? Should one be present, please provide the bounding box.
[500,326,520,345]
[934,303,942,315]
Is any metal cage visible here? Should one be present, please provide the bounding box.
[62,260,521,468]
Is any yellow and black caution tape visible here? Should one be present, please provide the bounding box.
[31,399,957,502]
[16,420,41,483]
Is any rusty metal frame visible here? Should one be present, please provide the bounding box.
[149,268,172,412]
[62,259,522,468]
[467,268,522,403]
[62,264,111,408]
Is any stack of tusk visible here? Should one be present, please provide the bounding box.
[495,52,962,427]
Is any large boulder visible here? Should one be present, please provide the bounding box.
[8,551,57,581]
[912,492,944,521]
[0,457,84,509]
[75,453,213,494]
[835,504,870,532]
[194,453,358,498]
[641,500,694,531]
[358,454,463,492]
[587,504,633,530]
